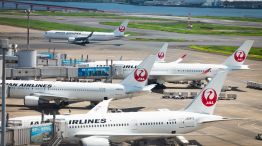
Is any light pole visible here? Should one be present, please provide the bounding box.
[0,39,9,146]
[25,9,31,49]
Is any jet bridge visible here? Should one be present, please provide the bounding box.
[0,123,54,146]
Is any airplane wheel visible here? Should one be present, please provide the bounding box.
[55,100,69,108]
[60,101,69,107]
[155,84,166,89]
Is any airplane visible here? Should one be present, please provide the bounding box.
[83,43,169,66]
[84,40,253,85]
[1,55,156,107]
[80,42,187,68]
[4,71,240,146]
[43,20,129,45]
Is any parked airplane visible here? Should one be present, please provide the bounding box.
[81,43,186,68]
[43,20,129,45]
[86,40,253,84]
[5,71,239,146]
[1,55,156,107]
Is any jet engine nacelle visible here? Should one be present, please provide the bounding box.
[80,136,109,146]
[24,96,47,106]
[68,37,76,43]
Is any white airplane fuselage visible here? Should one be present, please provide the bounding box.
[44,31,119,41]
[8,111,222,142]
[82,61,229,82]
[4,80,132,102]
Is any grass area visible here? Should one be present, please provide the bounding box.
[0,17,110,31]
[195,16,262,23]
[0,17,138,36]
[189,45,262,60]
[101,21,262,36]
[129,38,187,42]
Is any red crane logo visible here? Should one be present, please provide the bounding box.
[234,50,246,62]
[157,52,165,59]
[118,26,126,32]
[201,88,217,107]
[134,68,148,82]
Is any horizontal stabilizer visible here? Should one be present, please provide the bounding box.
[88,99,113,115]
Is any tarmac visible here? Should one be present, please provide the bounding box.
[0,18,262,146]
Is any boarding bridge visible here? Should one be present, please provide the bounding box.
[0,123,54,146]
[4,66,111,81]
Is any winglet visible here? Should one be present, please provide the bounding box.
[88,99,113,115]
[202,68,211,75]
[181,54,187,59]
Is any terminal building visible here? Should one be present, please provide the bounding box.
[220,0,262,8]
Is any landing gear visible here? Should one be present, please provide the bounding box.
[90,101,99,106]
[155,84,166,89]
[55,100,69,108]
[189,80,206,89]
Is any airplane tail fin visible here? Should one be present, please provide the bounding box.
[184,71,228,115]
[223,40,253,70]
[113,20,129,37]
[121,55,156,92]
[156,43,168,62]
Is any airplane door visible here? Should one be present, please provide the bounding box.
[131,120,138,131]
[179,117,195,129]
[178,118,185,128]
[112,64,124,79]
[184,117,195,128]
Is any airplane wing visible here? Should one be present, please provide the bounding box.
[87,99,113,115]
[169,54,187,64]
[69,32,94,44]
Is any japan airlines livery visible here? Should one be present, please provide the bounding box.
[82,42,186,67]
[93,40,253,84]
[43,20,129,45]
[1,55,156,107]
[5,71,239,146]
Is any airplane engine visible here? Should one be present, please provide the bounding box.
[68,37,76,43]
[80,136,109,146]
[24,96,47,106]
